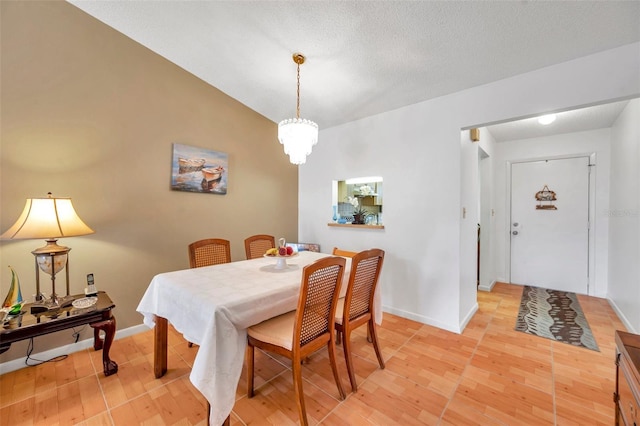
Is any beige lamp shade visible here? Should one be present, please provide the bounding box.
[1,194,93,307]
[1,196,94,240]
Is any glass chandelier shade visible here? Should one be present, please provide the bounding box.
[278,53,318,165]
[278,118,318,165]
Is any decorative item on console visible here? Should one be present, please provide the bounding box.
[0,193,94,311]
[2,266,24,317]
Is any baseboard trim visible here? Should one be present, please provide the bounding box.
[607,297,637,334]
[478,280,497,292]
[0,323,150,375]
[382,306,462,334]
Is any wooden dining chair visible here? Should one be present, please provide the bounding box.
[187,238,231,347]
[335,248,385,392]
[332,247,357,258]
[244,234,275,259]
[188,238,231,268]
[246,256,347,426]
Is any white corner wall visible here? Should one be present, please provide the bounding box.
[299,42,640,333]
[478,128,497,292]
[490,128,612,297]
[608,98,640,333]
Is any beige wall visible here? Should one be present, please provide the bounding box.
[0,1,298,362]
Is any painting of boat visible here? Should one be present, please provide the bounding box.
[201,166,225,191]
[202,166,224,182]
[171,143,228,195]
[178,158,206,174]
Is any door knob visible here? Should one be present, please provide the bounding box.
[512,231,518,235]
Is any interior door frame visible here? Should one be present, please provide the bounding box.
[505,152,597,295]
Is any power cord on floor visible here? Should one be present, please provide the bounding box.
[25,338,68,366]
[24,326,86,366]
[72,325,85,343]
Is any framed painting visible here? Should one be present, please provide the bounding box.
[171,143,228,194]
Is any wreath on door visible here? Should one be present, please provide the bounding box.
[535,184,557,210]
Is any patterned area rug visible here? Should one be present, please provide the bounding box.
[515,286,599,351]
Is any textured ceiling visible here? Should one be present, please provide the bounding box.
[486,100,630,142]
[68,1,640,133]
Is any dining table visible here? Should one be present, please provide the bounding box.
[136,250,382,425]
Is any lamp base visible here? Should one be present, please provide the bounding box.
[30,295,74,314]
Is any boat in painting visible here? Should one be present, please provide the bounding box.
[178,158,206,174]
[201,165,225,191]
[202,166,224,181]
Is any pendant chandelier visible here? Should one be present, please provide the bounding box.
[278,53,318,165]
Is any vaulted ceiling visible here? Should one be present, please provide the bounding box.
[69,1,639,136]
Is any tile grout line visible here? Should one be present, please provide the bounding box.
[88,347,117,426]
[436,302,494,426]
[318,322,423,425]
[550,342,557,426]
[94,340,196,424]
[438,297,502,424]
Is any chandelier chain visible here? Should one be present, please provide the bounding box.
[296,61,301,119]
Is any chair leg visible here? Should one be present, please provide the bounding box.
[246,343,255,397]
[328,336,347,399]
[292,356,309,426]
[368,320,385,369]
[341,327,358,392]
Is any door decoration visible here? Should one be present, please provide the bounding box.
[535,184,557,210]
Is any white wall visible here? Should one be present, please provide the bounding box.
[608,98,640,333]
[478,128,497,291]
[459,130,479,327]
[299,42,640,333]
[490,128,612,297]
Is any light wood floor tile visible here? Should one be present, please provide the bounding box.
[0,282,626,425]
[0,362,37,408]
[384,333,470,398]
[439,398,505,426]
[452,370,555,425]
[233,371,341,425]
[353,368,450,424]
[77,411,115,426]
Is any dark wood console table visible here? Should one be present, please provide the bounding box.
[615,330,640,426]
[0,291,118,376]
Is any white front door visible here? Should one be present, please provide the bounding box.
[510,157,590,294]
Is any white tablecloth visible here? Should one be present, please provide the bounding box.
[136,251,380,425]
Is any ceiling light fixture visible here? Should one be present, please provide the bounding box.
[278,53,318,165]
[537,114,556,125]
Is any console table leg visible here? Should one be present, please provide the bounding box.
[154,315,168,378]
[90,316,118,376]
[93,326,104,350]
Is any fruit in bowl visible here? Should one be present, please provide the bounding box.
[265,246,296,257]
[265,248,278,256]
